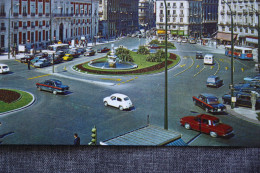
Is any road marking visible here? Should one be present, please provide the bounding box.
[235,59,250,67]
[219,59,224,62]
[28,74,51,80]
[101,78,122,81]
[174,56,194,77]
[241,68,244,72]
[196,65,199,68]
[180,64,186,67]
[225,67,228,70]
[194,66,205,77]
[210,66,214,70]
[117,76,138,85]
[213,59,220,75]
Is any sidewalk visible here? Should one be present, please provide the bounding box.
[226,105,260,125]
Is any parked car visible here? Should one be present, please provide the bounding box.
[193,93,226,113]
[222,92,260,109]
[30,56,46,65]
[181,39,188,43]
[36,79,69,95]
[206,76,223,88]
[48,54,63,64]
[97,47,110,53]
[68,49,80,58]
[177,38,182,43]
[243,75,260,83]
[20,54,34,63]
[196,51,203,59]
[34,59,51,68]
[63,54,74,61]
[189,39,197,44]
[180,114,233,138]
[84,49,96,56]
[35,52,49,58]
[55,51,66,59]
[77,48,86,54]
[103,93,134,111]
[0,64,10,74]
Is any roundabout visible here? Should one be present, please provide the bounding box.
[0,89,35,115]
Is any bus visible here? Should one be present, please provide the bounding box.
[42,44,69,54]
[225,45,253,60]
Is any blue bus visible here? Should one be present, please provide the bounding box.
[225,46,253,60]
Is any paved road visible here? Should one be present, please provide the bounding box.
[0,37,259,146]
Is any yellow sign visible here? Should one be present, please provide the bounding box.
[157,30,166,34]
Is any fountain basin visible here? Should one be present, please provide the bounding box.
[88,61,138,70]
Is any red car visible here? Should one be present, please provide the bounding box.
[180,114,233,138]
[97,47,110,53]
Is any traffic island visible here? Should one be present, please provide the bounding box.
[0,89,34,114]
[73,52,180,75]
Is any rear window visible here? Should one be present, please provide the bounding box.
[3,66,8,69]
[207,78,215,83]
[124,97,130,101]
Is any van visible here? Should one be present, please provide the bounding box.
[0,64,10,74]
[204,54,214,65]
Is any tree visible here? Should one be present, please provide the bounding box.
[115,47,134,62]
[149,39,160,45]
[137,46,150,55]
[146,50,165,62]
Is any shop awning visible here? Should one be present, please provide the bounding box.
[215,32,237,41]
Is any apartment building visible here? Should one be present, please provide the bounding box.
[217,0,259,47]
[0,0,99,51]
[139,0,155,30]
[98,0,139,38]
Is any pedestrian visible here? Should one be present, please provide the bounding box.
[27,60,31,70]
[74,133,80,146]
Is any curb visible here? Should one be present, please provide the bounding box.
[226,105,260,125]
[0,90,36,116]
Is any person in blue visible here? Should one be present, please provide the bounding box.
[74,133,80,146]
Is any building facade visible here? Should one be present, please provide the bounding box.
[156,0,189,37]
[217,0,259,47]
[139,0,155,30]
[0,0,99,51]
[155,0,218,38]
[98,0,139,38]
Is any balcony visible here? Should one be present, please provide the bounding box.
[22,13,27,17]
[159,14,164,17]
[221,11,225,15]
[45,13,49,16]
[219,22,225,26]
[39,25,42,28]
[249,10,254,15]
[31,13,35,16]
[179,14,184,17]
[46,24,49,27]
[227,11,231,15]
[14,26,18,30]
[160,6,164,8]
[173,14,177,17]
[243,10,248,15]
[237,11,243,15]
[23,26,27,29]
[238,0,243,2]
[13,13,18,17]
[38,13,42,16]
[250,0,254,2]
[180,6,184,8]
[31,25,35,29]
[0,27,6,31]
[233,0,237,2]
[244,0,248,2]
[173,6,177,8]
[0,13,6,17]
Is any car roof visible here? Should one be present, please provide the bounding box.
[208,75,218,78]
[198,114,219,121]
[200,93,218,98]
[0,64,8,66]
[111,93,129,98]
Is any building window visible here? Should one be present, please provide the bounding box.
[240,28,243,32]
[160,18,163,22]
[245,29,248,33]
[173,18,176,22]
[160,10,163,14]
[222,27,225,31]
[251,29,254,34]
[39,32,41,42]
[180,18,183,23]
[229,27,231,31]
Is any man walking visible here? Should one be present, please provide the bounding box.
[74,133,80,146]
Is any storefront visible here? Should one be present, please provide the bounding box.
[215,32,237,45]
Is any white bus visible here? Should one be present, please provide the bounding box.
[42,44,69,54]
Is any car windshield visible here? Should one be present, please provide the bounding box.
[3,66,8,69]
[207,78,215,83]
[124,97,130,101]
[212,119,220,126]
[207,98,219,104]
[54,81,62,86]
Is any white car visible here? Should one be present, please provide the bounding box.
[177,38,182,43]
[0,64,10,74]
[103,93,133,111]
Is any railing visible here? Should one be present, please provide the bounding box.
[38,13,42,16]
[0,27,6,31]
[243,10,248,15]
[179,14,184,17]
[159,14,164,17]
[22,13,27,16]
[45,13,49,16]
[173,14,177,17]
[31,13,35,16]
[160,6,164,8]
[180,6,184,8]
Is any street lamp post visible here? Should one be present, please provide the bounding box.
[246,5,260,73]
[8,3,19,59]
[222,0,235,109]
[164,0,168,130]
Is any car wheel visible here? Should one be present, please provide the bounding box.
[205,108,209,113]
[37,86,42,91]
[184,123,191,130]
[119,106,124,111]
[53,90,57,95]
[210,131,218,138]
[104,101,108,107]
[40,64,43,68]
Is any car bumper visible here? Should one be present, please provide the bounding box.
[222,130,234,137]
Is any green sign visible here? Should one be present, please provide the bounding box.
[171,30,178,35]
[178,30,184,36]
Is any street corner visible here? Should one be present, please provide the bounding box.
[226,105,260,125]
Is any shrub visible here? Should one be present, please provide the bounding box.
[137,46,150,55]
[149,39,160,45]
[115,47,134,62]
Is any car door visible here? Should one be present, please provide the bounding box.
[116,97,123,108]
[191,117,200,131]
[200,119,210,134]
[110,96,117,107]
[43,81,50,91]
